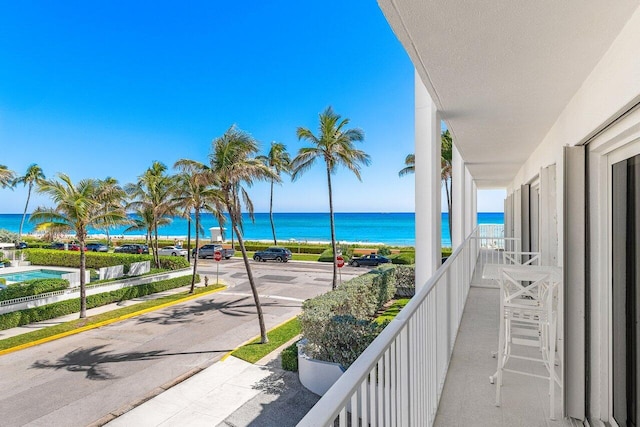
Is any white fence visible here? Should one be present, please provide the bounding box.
[298,228,482,427]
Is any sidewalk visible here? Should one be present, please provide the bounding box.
[105,342,320,427]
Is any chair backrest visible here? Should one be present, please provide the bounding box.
[502,251,541,266]
[500,267,558,313]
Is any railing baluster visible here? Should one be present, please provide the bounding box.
[297,225,503,427]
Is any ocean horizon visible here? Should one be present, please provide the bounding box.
[0,212,504,247]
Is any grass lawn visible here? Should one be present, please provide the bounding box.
[231,317,301,363]
[0,285,225,352]
[375,298,411,325]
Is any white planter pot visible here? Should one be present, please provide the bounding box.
[297,339,345,396]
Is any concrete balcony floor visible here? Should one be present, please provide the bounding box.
[434,273,572,426]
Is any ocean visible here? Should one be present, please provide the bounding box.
[0,212,504,247]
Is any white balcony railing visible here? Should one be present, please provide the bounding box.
[298,227,484,427]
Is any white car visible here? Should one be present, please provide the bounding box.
[157,246,188,257]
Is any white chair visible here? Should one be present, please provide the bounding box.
[494,267,561,419]
[502,250,541,266]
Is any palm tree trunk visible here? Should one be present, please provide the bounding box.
[79,238,87,318]
[445,179,452,243]
[231,208,268,344]
[269,179,277,246]
[18,184,32,242]
[326,166,338,290]
[187,217,191,262]
[190,209,199,293]
[153,222,160,268]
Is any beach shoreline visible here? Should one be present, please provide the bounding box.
[21,233,400,248]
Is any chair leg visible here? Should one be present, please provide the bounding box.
[495,312,506,406]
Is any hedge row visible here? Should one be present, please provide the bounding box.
[25,249,189,270]
[299,267,397,368]
[0,274,198,330]
[0,279,70,302]
[394,265,416,297]
[281,341,299,372]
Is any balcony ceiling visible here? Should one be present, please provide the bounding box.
[379,0,638,188]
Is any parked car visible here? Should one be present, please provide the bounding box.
[349,254,390,267]
[114,244,149,254]
[48,242,66,250]
[158,246,188,257]
[14,241,28,249]
[86,243,109,252]
[192,244,235,259]
[68,242,85,251]
[253,247,292,262]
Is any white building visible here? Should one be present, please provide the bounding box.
[300,2,640,426]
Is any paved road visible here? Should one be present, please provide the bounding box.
[0,260,364,427]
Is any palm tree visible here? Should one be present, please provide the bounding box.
[30,174,127,318]
[0,165,15,188]
[13,164,45,242]
[174,159,225,293]
[399,130,454,240]
[126,162,178,268]
[95,177,127,246]
[257,142,291,246]
[398,154,415,177]
[441,130,453,239]
[124,206,170,246]
[292,106,370,290]
[210,125,279,344]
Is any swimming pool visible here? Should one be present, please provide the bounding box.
[0,269,73,283]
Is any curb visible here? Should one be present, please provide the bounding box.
[0,285,226,356]
[221,315,298,362]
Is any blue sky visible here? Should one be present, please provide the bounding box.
[0,1,504,214]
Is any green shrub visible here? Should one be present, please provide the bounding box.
[281,340,299,372]
[299,266,398,367]
[442,247,453,258]
[390,253,414,265]
[0,278,6,285]
[24,249,189,271]
[317,246,353,263]
[0,278,69,301]
[377,246,391,256]
[303,315,382,369]
[394,265,415,297]
[0,274,198,330]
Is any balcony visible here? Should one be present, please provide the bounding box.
[299,226,569,427]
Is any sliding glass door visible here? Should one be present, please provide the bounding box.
[612,154,640,427]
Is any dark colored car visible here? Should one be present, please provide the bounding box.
[192,244,235,259]
[253,247,292,262]
[14,241,28,249]
[349,254,390,267]
[86,243,109,252]
[114,244,149,254]
[48,242,66,250]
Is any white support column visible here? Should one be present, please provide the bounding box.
[452,144,465,248]
[472,181,478,230]
[464,167,473,239]
[414,69,441,291]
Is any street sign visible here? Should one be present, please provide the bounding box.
[214,250,222,262]
[336,255,345,268]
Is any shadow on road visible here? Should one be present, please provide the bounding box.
[30,345,232,381]
[135,296,286,326]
